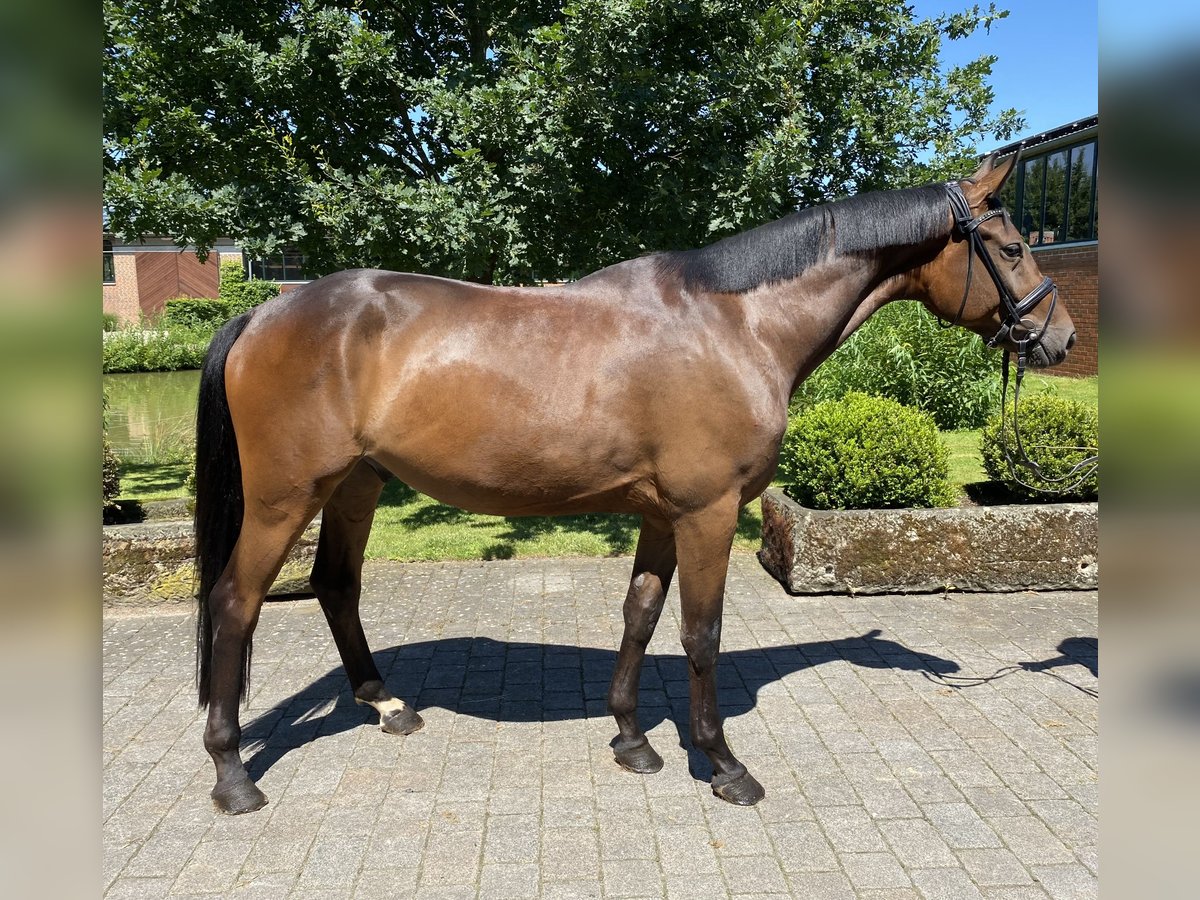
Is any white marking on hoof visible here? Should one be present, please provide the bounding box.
[370,697,409,718]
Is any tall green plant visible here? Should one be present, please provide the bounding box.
[795,302,1002,429]
[102,326,213,373]
[103,393,121,508]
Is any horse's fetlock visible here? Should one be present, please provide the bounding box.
[204,723,241,754]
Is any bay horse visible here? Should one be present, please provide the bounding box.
[193,153,1075,814]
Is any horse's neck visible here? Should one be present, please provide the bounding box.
[750,246,923,401]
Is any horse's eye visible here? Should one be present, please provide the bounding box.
[1002,243,1022,258]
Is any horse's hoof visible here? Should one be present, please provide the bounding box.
[381,707,424,736]
[211,778,268,815]
[712,770,765,806]
[613,737,664,774]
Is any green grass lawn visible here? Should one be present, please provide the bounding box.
[114,459,191,502]
[111,374,1095,558]
[364,481,762,561]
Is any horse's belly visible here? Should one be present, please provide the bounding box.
[369,426,651,517]
[373,455,645,517]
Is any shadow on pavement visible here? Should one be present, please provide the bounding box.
[243,628,960,782]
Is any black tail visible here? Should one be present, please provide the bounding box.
[194,312,254,708]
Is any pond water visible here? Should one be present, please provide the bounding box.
[104,369,200,459]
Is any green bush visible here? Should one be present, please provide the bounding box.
[102,326,213,373]
[103,437,122,507]
[220,259,280,315]
[184,451,197,497]
[102,312,119,332]
[981,393,1098,500]
[779,392,955,509]
[795,301,1001,429]
[162,296,230,329]
[236,279,280,313]
[218,258,245,299]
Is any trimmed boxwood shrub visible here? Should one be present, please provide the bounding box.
[779,392,955,509]
[794,301,1001,429]
[163,296,231,329]
[981,394,1098,500]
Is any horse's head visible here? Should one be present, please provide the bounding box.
[923,153,1077,368]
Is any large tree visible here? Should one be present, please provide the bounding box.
[104,1,1022,283]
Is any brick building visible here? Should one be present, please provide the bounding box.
[102,238,311,324]
[994,115,1098,377]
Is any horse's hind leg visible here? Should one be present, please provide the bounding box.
[205,489,328,814]
[608,515,676,774]
[310,461,423,735]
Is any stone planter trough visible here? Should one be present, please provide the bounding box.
[759,488,1097,594]
[103,516,321,603]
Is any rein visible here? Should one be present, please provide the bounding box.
[941,180,1098,495]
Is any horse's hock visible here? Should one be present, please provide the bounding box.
[759,488,1098,594]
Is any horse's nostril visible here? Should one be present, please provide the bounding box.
[1066,331,1077,350]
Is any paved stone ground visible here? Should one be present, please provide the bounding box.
[103,553,1098,899]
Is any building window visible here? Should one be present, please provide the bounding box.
[244,250,310,282]
[103,240,115,284]
[1011,138,1097,246]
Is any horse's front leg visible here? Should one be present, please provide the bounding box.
[608,515,676,773]
[674,498,765,805]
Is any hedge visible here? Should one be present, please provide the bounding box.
[102,326,214,373]
[220,259,280,315]
[162,297,231,329]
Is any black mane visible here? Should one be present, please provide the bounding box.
[661,183,951,293]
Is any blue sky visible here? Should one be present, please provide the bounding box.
[911,0,1097,146]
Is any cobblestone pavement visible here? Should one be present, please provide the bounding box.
[104,552,1098,899]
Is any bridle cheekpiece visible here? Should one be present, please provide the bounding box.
[940,176,1097,495]
[942,179,1057,359]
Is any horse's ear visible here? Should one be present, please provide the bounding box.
[992,153,1018,193]
[963,152,1016,206]
[968,152,999,182]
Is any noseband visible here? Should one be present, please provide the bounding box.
[940,180,1098,495]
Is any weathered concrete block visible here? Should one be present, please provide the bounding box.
[759,488,1097,594]
[102,517,321,603]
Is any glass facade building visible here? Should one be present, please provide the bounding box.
[996,117,1098,248]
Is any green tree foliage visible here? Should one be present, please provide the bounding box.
[779,393,955,509]
[105,1,1022,284]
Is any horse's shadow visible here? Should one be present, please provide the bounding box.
[1020,636,1098,678]
[243,628,959,782]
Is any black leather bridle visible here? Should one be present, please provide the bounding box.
[942,179,1057,354]
[940,178,1098,495]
